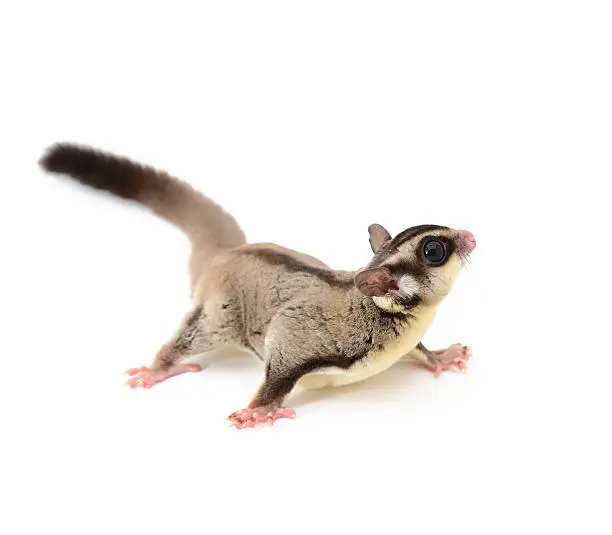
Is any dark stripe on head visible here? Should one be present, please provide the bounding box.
[248,249,355,288]
[369,225,450,268]
[387,225,448,250]
[369,225,447,267]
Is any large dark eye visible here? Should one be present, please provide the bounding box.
[423,240,446,264]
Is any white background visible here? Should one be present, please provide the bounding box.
[1,1,611,534]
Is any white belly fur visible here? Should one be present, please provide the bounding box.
[299,305,437,390]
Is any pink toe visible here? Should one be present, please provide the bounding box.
[126,367,147,376]
[277,408,296,419]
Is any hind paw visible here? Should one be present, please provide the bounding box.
[125,363,202,389]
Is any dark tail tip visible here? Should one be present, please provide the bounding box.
[39,143,142,200]
[39,143,91,174]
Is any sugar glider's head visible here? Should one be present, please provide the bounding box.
[354,224,476,311]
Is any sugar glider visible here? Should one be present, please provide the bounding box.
[40,144,476,429]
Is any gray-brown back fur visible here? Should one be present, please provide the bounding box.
[185,243,418,403]
[40,143,471,410]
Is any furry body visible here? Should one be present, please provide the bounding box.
[40,143,475,427]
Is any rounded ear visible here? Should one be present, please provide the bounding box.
[354,267,399,297]
[368,224,392,253]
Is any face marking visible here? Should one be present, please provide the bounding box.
[384,257,428,281]
[398,274,419,297]
[387,225,448,251]
[359,225,476,310]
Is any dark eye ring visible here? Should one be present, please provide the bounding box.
[422,240,446,265]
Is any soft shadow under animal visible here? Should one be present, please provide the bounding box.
[40,143,476,429]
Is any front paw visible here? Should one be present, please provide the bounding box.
[428,344,471,377]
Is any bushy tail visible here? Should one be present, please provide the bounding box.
[39,143,246,256]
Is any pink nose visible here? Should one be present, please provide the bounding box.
[460,230,477,252]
